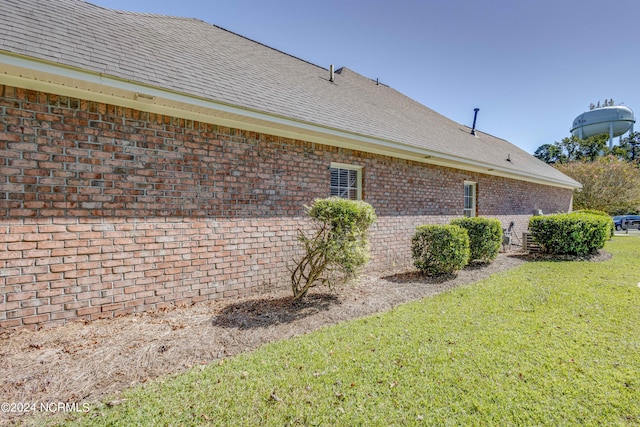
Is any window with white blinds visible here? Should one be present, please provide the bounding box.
[329,164,362,200]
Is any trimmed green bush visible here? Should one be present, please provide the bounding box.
[291,197,377,301]
[571,209,614,238]
[571,209,608,216]
[412,224,470,275]
[529,213,609,256]
[450,217,502,263]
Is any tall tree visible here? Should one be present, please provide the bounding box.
[557,136,581,162]
[534,143,566,164]
[575,134,609,162]
[613,131,640,162]
[534,135,609,164]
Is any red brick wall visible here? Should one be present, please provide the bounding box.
[0,216,305,329]
[0,85,574,330]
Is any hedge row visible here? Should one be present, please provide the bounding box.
[529,212,611,256]
[293,200,611,297]
[411,217,503,276]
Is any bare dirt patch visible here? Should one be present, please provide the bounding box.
[2,252,530,425]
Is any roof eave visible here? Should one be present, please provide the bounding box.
[0,52,582,190]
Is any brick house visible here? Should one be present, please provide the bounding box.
[0,0,580,330]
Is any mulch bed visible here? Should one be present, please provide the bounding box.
[0,250,608,425]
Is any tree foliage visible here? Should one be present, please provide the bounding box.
[554,156,640,214]
[612,132,640,163]
[534,133,640,213]
[534,143,566,164]
[534,135,609,164]
[534,132,640,165]
[291,197,376,301]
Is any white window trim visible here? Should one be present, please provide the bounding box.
[463,181,477,217]
[330,163,363,200]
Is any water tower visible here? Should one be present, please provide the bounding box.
[570,100,635,148]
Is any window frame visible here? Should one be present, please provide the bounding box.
[329,163,363,200]
[463,181,477,217]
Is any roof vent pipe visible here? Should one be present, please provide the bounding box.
[329,64,334,82]
[470,108,479,135]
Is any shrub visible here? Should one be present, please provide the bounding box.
[450,217,502,263]
[571,209,608,216]
[571,209,614,238]
[411,224,470,275]
[291,197,377,301]
[529,213,610,256]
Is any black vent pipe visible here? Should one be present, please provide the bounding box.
[471,108,479,135]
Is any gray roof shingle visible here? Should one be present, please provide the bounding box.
[0,0,579,187]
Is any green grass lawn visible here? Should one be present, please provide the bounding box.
[58,237,640,426]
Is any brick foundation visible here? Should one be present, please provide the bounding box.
[0,216,305,329]
[1,85,574,330]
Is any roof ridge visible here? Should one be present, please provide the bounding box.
[85,0,199,22]
[85,0,329,73]
[211,23,328,72]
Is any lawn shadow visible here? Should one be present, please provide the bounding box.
[211,293,340,330]
[507,250,612,263]
[382,271,456,284]
[382,261,490,284]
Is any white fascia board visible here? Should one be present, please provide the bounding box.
[0,52,580,190]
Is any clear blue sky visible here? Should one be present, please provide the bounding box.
[89,0,640,154]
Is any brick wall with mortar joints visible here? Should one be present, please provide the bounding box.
[1,86,328,218]
[0,85,574,330]
[0,216,309,330]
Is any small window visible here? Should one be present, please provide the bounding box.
[463,181,477,217]
[330,163,362,200]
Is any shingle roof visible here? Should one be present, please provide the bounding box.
[0,0,580,188]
